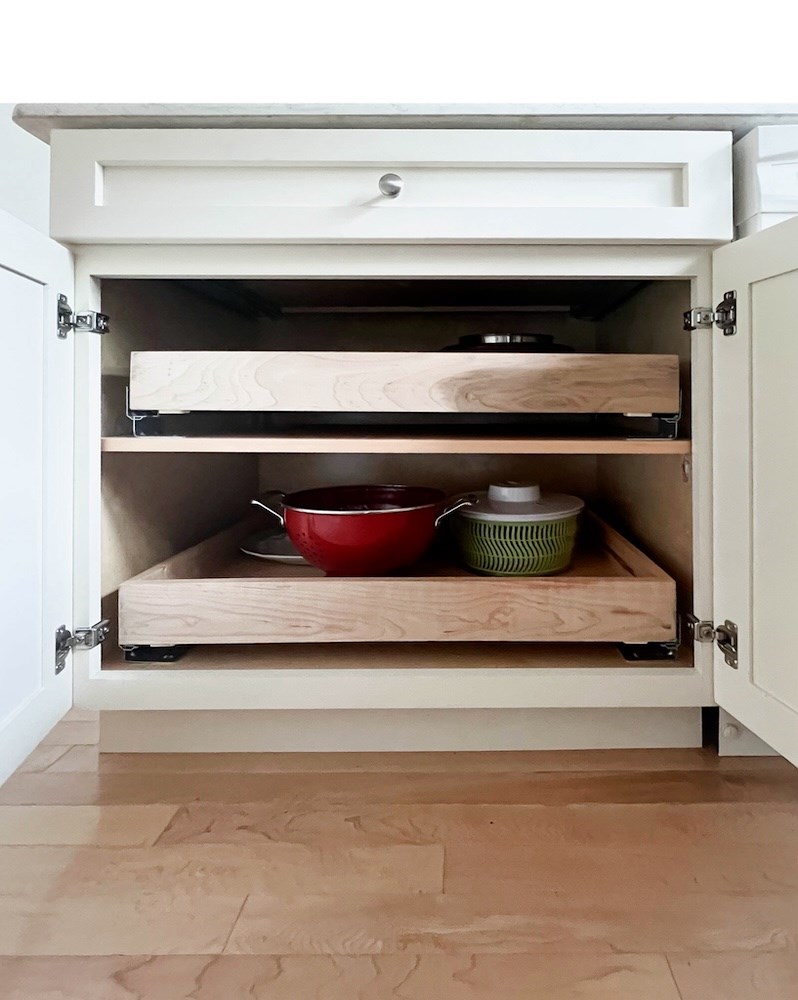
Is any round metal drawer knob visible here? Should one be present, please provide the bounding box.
[378,173,403,198]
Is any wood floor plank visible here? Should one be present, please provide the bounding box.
[39,720,99,746]
[0,953,682,999]
[225,891,798,955]
[0,894,246,956]
[14,745,71,774]
[39,747,795,774]
[3,768,798,806]
[667,951,798,1000]
[157,800,798,848]
[0,805,179,846]
[444,842,798,894]
[61,708,100,724]
[0,843,443,898]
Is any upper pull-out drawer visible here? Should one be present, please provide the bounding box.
[129,351,681,416]
[50,129,732,244]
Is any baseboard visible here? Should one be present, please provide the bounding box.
[100,706,702,753]
[0,676,71,784]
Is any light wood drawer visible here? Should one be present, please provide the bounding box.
[118,515,676,647]
[50,129,731,243]
[129,351,680,416]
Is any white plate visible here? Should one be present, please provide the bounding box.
[239,530,307,565]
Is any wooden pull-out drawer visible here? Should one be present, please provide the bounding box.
[129,351,680,416]
[118,515,676,647]
[50,129,731,243]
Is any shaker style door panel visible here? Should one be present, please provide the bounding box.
[713,215,798,766]
[50,129,732,244]
[0,210,74,781]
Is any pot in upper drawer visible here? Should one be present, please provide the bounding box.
[452,482,584,576]
[252,485,473,576]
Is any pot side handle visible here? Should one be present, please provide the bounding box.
[435,494,477,528]
[251,492,286,527]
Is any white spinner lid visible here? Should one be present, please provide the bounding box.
[459,482,585,523]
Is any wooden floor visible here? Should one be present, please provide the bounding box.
[2,713,798,998]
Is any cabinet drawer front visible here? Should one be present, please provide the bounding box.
[129,352,680,415]
[51,129,731,244]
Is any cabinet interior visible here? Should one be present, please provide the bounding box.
[98,276,693,671]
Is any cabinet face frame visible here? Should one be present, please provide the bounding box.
[72,243,714,712]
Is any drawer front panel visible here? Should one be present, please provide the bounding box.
[50,129,732,243]
[129,352,681,415]
[118,577,675,645]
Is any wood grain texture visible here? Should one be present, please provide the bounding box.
[0,805,178,847]
[0,953,683,999]
[667,951,798,1000]
[49,747,764,775]
[156,800,798,849]
[129,351,681,415]
[101,434,693,454]
[224,890,798,955]
[1,718,797,980]
[0,843,442,898]
[3,768,798,806]
[0,892,246,956]
[117,514,676,646]
[443,841,798,893]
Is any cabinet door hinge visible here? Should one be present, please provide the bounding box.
[683,290,737,336]
[686,614,738,669]
[54,619,110,675]
[57,294,110,339]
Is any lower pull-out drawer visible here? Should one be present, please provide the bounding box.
[118,514,676,647]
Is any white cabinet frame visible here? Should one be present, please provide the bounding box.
[71,243,715,713]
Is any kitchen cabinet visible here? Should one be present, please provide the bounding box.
[7,109,798,764]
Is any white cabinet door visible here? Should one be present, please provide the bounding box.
[713,215,798,765]
[0,210,73,782]
[50,128,732,245]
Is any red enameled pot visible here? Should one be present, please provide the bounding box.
[251,485,473,576]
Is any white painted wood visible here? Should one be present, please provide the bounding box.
[99,707,702,753]
[734,126,798,225]
[717,709,778,757]
[51,130,731,244]
[0,209,73,782]
[713,215,798,766]
[737,213,797,238]
[71,243,714,716]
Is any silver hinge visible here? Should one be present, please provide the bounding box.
[683,290,737,336]
[685,614,739,669]
[57,294,110,339]
[54,619,110,675]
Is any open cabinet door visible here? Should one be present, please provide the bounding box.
[0,209,74,783]
[713,215,798,765]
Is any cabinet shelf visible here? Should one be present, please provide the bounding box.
[118,513,676,647]
[101,435,690,456]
